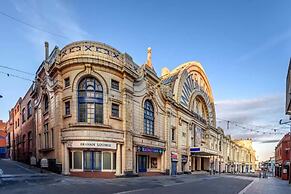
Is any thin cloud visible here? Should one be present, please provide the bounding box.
[215,94,288,141]
[10,0,89,52]
[234,29,291,64]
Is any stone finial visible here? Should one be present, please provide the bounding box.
[161,67,170,77]
[147,47,152,68]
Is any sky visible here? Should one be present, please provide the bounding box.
[0,0,291,161]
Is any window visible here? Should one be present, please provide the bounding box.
[44,123,49,149]
[27,101,32,118]
[22,134,26,153]
[151,157,158,169]
[78,77,103,124]
[64,77,70,87]
[73,151,82,169]
[44,95,49,112]
[28,131,32,152]
[144,100,154,135]
[111,103,119,117]
[111,79,119,90]
[103,152,112,170]
[22,108,26,123]
[51,128,54,148]
[65,101,70,116]
[172,128,176,141]
[39,134,42,149]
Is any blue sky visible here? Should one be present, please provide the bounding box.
[0,0,291,160]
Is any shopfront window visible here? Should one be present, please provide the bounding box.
[103,152,112,170]
[81,151,116,171]
[73,151,82,170]
[151,157,158,169]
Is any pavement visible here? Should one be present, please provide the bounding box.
[1,159,291,194]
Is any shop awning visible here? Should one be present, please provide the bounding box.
[190,147,218,156]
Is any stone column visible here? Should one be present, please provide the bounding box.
[133,146,137,174]
[115,144,122,176]
[62,143,69,175]
[192,156,195,171]
[197,157,201,171]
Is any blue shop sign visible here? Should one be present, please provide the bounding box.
[0,148,7,154]
[190,147,201,152]
[137,146,164,154]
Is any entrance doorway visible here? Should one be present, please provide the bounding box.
[138,155,148,172]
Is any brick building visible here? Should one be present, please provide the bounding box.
[275,133,291,180]
[0,120,7,158]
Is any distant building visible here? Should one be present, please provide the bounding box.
[275,133,291,180]
[283,58,291,183]
[0,120,7,158]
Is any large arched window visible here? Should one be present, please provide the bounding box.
[144,100,154,135]
[78,77,103,123]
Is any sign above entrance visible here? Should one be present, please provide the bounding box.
[137,146,164,154]
[190,147,218,156]
[67,141,116,150]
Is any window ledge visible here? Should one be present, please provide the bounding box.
[64,86,71,90]
[63,114,72,119]
[43,110,49,116]
[70,122,111,129]
[110,88,120,93]
[142,133,159,140]
[110,116,122,121]
[39,148,54,152]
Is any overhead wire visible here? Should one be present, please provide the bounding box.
[0,10,70,40]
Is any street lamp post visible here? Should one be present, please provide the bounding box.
[279,119,291,184]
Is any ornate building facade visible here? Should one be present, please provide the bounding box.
[7,41,257,177]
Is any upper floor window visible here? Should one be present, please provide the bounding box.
[78,77,103,124]
[172,128,176,141]
[111,79,119,91]
[65,101,71,116]
[144,100,154,135]
[27,101,32,118]
[44,95,49,112]
[111,103,119,118]
[22,108,26,123]
[64,77,70,88]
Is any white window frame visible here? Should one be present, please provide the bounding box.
[71,150,83,172]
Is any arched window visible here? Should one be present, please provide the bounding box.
[192,96,207,119]
[144,100,154,135]
[78,77,103,123]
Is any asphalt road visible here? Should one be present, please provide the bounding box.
[0,159,253,194]
[0,159,35,175]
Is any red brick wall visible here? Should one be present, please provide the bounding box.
[0,120,7,148]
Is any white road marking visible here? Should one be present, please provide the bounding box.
[114,188,149,194]
[14,163,35,173]
[238,179,256,194]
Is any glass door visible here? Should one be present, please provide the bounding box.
[138,155,148,172]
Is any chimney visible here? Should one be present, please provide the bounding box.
[45,41,49,60]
